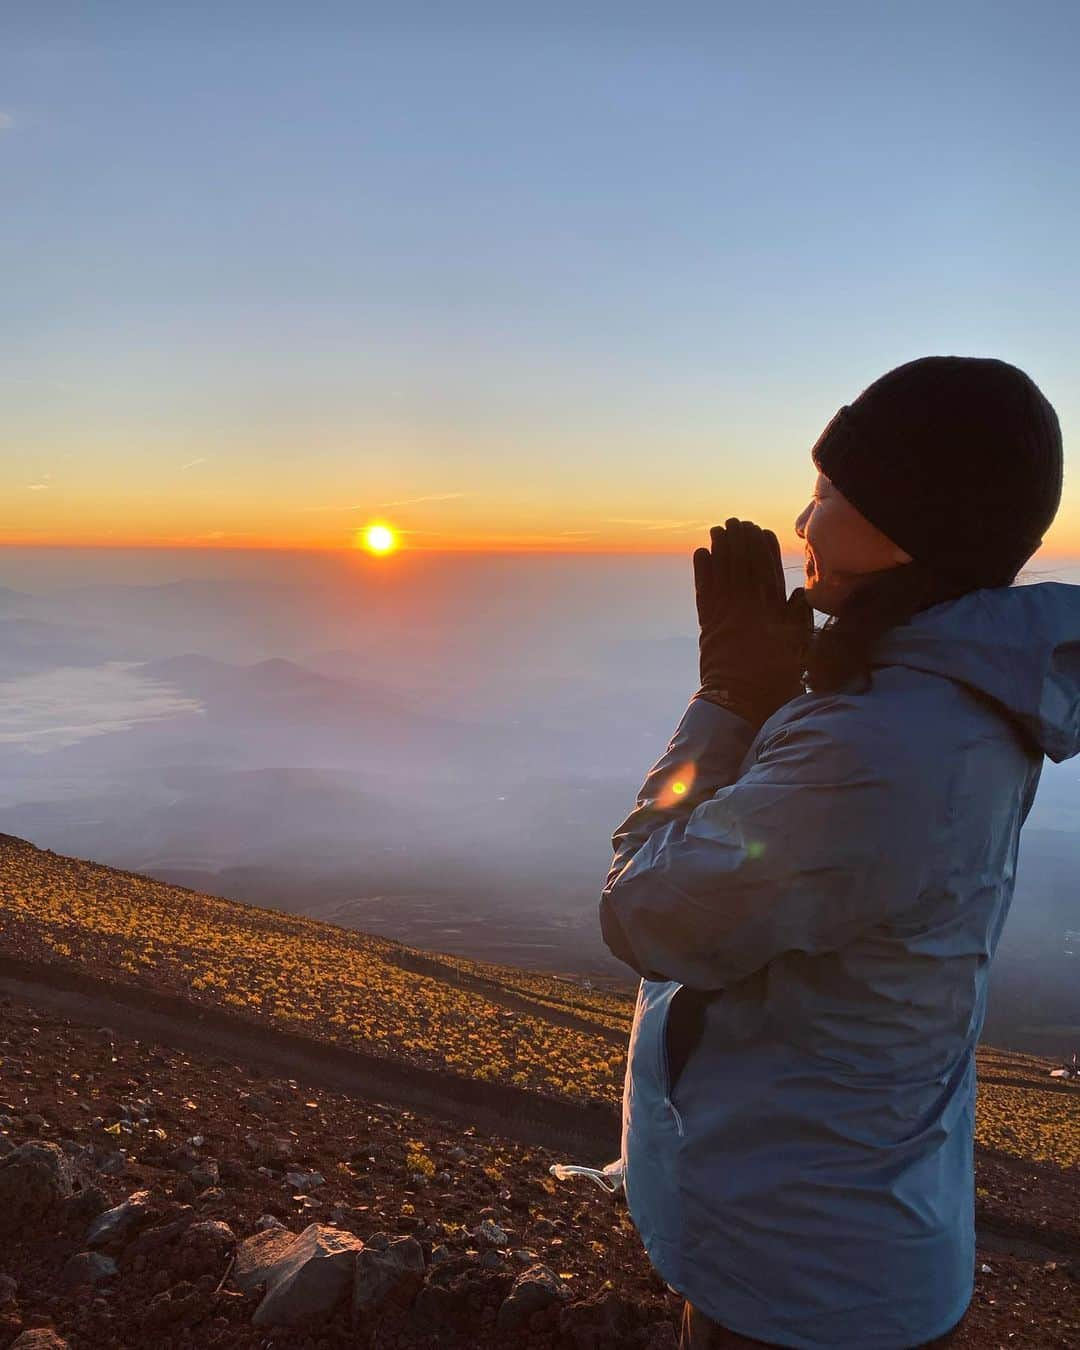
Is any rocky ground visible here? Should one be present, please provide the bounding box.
[0,996,1077,1349]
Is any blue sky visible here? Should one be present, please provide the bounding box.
[3,2,1079,552]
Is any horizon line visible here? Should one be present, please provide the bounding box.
[1,543,1078,571]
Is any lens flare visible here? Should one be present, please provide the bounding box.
[657,762,697,809]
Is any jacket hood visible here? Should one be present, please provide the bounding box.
[871,580,1080,763]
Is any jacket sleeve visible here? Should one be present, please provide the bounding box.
[599,697,939,989]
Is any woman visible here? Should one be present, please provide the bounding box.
[599,355,1080,1349]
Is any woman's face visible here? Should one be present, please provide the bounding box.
[794,472,912,614]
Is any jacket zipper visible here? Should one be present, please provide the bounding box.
[664,1094,685,1137]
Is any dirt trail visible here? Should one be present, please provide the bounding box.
[2,955,1076,1267]
[380,945,629,1046]
[0,953,621,1161]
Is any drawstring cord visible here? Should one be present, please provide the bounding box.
[549,1158,624,1195]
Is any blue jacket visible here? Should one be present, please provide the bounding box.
[599,581,1080,1349]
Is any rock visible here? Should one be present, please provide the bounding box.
[173,1176,199,1202]
[559,1289,641,1350]
[139,1286,211,1331]
[165,1144,201,1174]
[9,1332,69,1350]
[410,1255,513,1338]
[0,1141,74,1234]
[251,1223,363,1329]
[352,1235,425,1329]
[188,1159,219,1189]
[532,1216,558,1237]
[497,1263,567,1331]
[62,1184,109,1225]
[0,1273,17,1303]
[243,1134,292,1166]
[61,1251,118,1288]
[643,1320,680,1349]
[474,1218,509,1248]
[254,1214,286,1231]
[86,1188,155,1248]
[174,1219,236,1279]
[243,1092,276,1115]
[95,1150,127,1176]
[123,1210,195,1262]
[430,1243,452,1264]
[448,1147,468,1163]
[284,1169,325,1193]
[232,1226,298,1295]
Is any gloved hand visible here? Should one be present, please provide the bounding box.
[692,517,814,730]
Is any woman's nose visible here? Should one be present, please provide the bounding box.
[794,505,810,538]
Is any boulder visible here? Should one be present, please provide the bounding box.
[139,1285,212,1331]
[61,1251,118,1288]
[352,1235,425,1329]
[559,1289,642,1350]
[251,1223,363,1328]
[233,1226,298,1295]
[174,1219,236,1279]
[497,1263,567,1331]
[123,1210,195,1262]
[86,1188,155,1248]
[9,1332,69,1350]
[410,1255,514,1338]
[0,1141,74,1234]
[62,1184,109,1225]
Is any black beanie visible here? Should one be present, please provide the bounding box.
[810,355,1063,588]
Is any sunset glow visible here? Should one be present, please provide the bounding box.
[1,11,1076,563]
[360,523,398,555]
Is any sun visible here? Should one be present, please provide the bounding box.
[360,522,398,555]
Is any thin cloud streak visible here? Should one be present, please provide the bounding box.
[299,492,466,514]
[379,491,466,508]
[605,518,712,531]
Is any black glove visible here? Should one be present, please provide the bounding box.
[692,517,814,730]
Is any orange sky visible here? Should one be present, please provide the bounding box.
[5,468,1079,558]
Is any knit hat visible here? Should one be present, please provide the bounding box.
[810,356,1063,588]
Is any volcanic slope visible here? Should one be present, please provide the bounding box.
[0,832,1077,1347]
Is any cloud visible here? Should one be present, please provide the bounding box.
[181,457,207,470]
[0,113,14,132]
[27,484,48,492]
[605,518,711,531]
[299,491,466,514]
[379,491,465,508]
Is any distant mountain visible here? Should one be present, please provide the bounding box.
[0,616,120,678]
